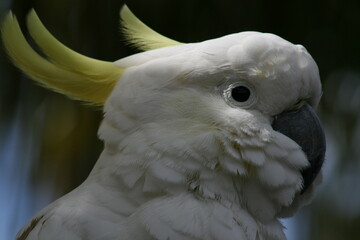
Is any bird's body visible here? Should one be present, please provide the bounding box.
[2,6,325,240]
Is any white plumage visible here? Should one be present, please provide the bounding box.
[2,6,324,240]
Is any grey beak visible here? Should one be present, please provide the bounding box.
[271,103,326,193]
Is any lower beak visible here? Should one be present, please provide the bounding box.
[271,103,326,193]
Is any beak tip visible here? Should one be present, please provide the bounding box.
[272,103,326,193]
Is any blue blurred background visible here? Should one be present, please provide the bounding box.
[1,0,360,239]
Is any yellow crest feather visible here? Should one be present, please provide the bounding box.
[120,5,183,51]
[1,10,124,105]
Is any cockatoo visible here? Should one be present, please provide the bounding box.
[2,5,325,240]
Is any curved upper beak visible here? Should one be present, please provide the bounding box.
[271,103,326,193]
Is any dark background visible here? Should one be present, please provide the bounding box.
[0,0,359,239]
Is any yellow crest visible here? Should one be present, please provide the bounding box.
[1,6,183,104]
[120,5,183,51]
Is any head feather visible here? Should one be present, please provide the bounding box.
[1,10,124,105]
[120,5,183,51]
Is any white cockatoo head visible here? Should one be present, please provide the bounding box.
[2,5,325,238]
[100,30,324,220]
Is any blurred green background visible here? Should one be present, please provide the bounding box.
[0,0,359,239]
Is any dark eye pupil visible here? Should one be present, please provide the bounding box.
[231,86,251,102]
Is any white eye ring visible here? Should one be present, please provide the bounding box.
[221,82,257,109]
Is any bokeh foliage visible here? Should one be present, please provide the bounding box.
[0,0,359,239]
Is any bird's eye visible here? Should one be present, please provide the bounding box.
[231,86,251,102]
[221,82,256,108]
